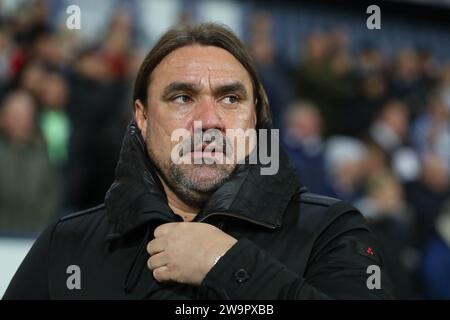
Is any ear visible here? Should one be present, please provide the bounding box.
[134,99,148,137]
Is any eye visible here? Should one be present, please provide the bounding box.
[173,94,192,104]
[221,95,239,105]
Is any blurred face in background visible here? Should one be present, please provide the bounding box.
[364,141,389,175]
[337,159,367,191]
[305,32,329,63]
[359,47,383,74]
[250,35,274,65]
[429,95,449,122]
[0,91,36,144]
[20,61,47,96]
[442,64,450,86]
[380,100,410,140]
[368,173,406,215]
[329,27,349,53]
[77,52,111,82]
[326,138,368,192]
[33,34,61,65]
[249,11,274,65]
[396,49,419,81]
[135,45,257,207]
[422,154,449,194]
[364,73,387,99]
[286,103,322,141]
[40,72,68,109]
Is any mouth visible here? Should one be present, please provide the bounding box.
[191,143,224,158]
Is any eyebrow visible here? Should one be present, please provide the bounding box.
[162,82,201,99]
[161,81,248,100]
[214,82,248,100]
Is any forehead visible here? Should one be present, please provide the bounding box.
[150,45,252,85]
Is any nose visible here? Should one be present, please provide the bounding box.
[194,97,225,132]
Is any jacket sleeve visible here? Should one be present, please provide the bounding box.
[2,221,56,300]
[201,206,395,299]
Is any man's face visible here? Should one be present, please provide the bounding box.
[135,45,257,207]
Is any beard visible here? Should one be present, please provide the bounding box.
[168,162,236,206]
[147,132,237,209]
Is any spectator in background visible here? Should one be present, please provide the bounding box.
[38,70,70,167]
[370,99,420,183]
[101,10,133,80]
[64,47,129,211]
[32,31,65,68]
[295,29,356,136]
[294,31,332,133]
[389,49,428,120]
[355,139,421,298]
[324,136,367,203]
[405,153,450,249]
[416,46,440,89]
[15,62,71,169]
[328,27,354,86]
[440,64,450,109]
[355,42,385,77]
[412,91,450,170]
[421,200,450,299]
[337,43,387,137]
[282,100,328,194]
[6,1,51,79]
[370,99,410,153]
[0,90,60,235]
[0,27,12,95]
[17,60,47,97]
[338,71,388,137]
[249,11,293,130]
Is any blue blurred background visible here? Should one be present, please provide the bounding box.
[1,0,450,299]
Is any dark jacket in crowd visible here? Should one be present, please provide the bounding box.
[65,73,129,210]
[0,134,60,236]
[4,122,394,299]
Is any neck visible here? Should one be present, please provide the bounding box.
[157,174,199,222]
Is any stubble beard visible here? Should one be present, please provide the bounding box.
[147,134,236,209]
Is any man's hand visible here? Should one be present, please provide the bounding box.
[146,222,237,286]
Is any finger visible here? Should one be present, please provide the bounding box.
[154,222,178,238]
[147,252,167,270]
[153,266,171,282]
[147,238,165,256]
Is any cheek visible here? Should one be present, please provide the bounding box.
[224,108,256,130]
[223,109,257,162]
[147,118,177,159]
[147,100,197,160]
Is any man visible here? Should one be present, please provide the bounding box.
[0,90,60,236]
[4,23,393,299]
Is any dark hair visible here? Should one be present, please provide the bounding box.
[133,22,272,129]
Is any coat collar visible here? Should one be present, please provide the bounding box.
[105,121,301,240]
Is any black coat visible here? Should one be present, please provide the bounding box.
[3,122,394,299]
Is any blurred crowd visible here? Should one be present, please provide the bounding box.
[1,1,450,299]
[0,1,133,235]
[250,12,450,299]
